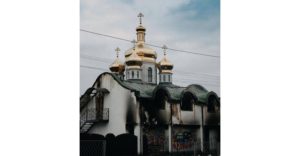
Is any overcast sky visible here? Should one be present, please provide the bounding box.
[80,0,220,95]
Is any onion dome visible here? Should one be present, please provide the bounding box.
[125,43,157,63]
[158,45,173,74]
[136,24,146,32]
[125,40,142,69]
[109,47,125,73]
[124,13,157,63]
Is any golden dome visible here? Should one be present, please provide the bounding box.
[125,48,142,68]
[158,56,173,74]
[158,45,173,74]
[109,47,125,73]
[159,56,173,67]
[136,25,146,31]
[109,58,125,73]
[125,42,157,63]
[125,13,157,63]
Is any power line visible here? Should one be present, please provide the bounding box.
[80,29,220,58]
[80,65,108,71]
[81,29,132,42]
[81,54,112,64]
[80,54,220,77]
[80,64,219,86]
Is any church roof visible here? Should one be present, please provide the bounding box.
[80,72,219,108]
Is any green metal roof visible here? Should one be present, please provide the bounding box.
[80,72,219,107]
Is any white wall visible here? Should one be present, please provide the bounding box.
[88,74,135,136]
[171,103,202,125]
[141,62,157,84]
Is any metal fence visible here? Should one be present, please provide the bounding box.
[80,140,106,156]
[171,141,220,156]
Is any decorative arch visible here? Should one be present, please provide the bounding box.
[180,91,197,111]
[206,92,220,113]
[153,86,171,110]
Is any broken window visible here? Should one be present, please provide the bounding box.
[155,89,167,109]
[181,92,195,111]
[207,96,218,113]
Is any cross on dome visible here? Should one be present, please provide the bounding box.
[162,45,168,56]
[115,47,120,58]
[137,13,144,25]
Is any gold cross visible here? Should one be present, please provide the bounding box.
[137,13,144,25]
[115,47,120,58]
[162,45,168,56]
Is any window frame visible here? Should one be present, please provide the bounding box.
[148,67,152,82]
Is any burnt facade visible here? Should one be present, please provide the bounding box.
[80,13,220,156]
[80,73,220,155]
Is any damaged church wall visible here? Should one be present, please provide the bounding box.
[171,104,202,125]
[88,74,136,136]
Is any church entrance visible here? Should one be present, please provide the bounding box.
[143,126,168,155]
[171,126,200,155]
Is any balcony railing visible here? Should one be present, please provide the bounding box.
[80,108,109,126]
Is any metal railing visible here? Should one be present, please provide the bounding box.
[170,141,220,156]
[80,108,109,126]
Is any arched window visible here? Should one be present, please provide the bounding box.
[148,67,152,82]
[155,89,167,109]
[137,71,139,78]
[163,75,165,82]
[181,92,195,111]
[131,71,134,79]
[208,96,218,113]
[168,75,171,82]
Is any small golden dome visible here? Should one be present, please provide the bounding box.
[158,56,173,74]
[136,25,146,31]
[125,48,142,67]
[159,56,173,67]
[158,45,173,74]
[109,58,125,73]
[109,47,125,73]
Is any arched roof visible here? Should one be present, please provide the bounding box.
[81,72,220,106]
[181,84,209,104]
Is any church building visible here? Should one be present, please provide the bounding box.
[80,13,220,156]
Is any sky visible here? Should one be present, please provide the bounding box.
[80,0,220,95]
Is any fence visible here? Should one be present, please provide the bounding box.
[80,140,106,156]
